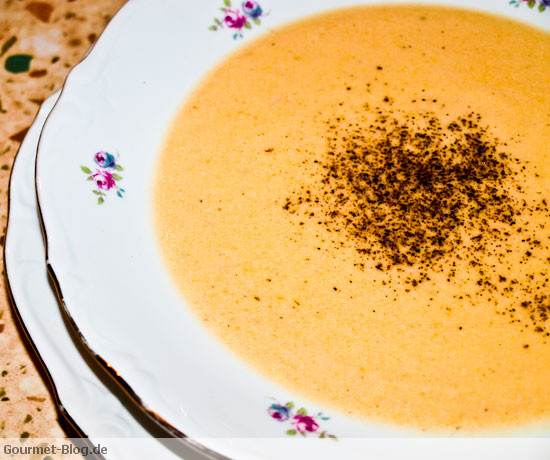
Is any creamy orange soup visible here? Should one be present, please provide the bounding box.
[154,6,550,432]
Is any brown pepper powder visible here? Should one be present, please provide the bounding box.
[283,100,550,338]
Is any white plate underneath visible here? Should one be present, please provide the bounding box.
[4,92,218,460]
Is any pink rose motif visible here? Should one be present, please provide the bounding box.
[291,414,319,434]
[224,9,247,30]
[92,170,116,191]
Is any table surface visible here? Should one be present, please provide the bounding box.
[1,0,127,444]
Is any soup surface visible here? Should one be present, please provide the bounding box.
[154,5,550,432]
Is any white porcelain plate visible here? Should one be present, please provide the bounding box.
[35,0,550,458]
[5,92,216,460]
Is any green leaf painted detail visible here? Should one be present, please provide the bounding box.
[286,401,295,409]
[112,173,123,181]
[286,429,296,436]
[224,0,231,6]
[80,166,92,174]
[509,0,549,12]
[98,197,104,205]
[297,408,307,416]
[5,54,33,74]
[209,25,218,31]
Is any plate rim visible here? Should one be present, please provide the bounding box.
[4,92,98,449]
[5,91,228,460]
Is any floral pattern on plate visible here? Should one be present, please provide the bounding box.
[209,1,266,39]
[267,399,337,439]
[81,151,125,204]
[509,0,550,12]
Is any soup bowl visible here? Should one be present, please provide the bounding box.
[36,0,550,458]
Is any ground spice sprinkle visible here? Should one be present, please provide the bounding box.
[283,98,550,339]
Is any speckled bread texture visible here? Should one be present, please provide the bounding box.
[0,0,126,448]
